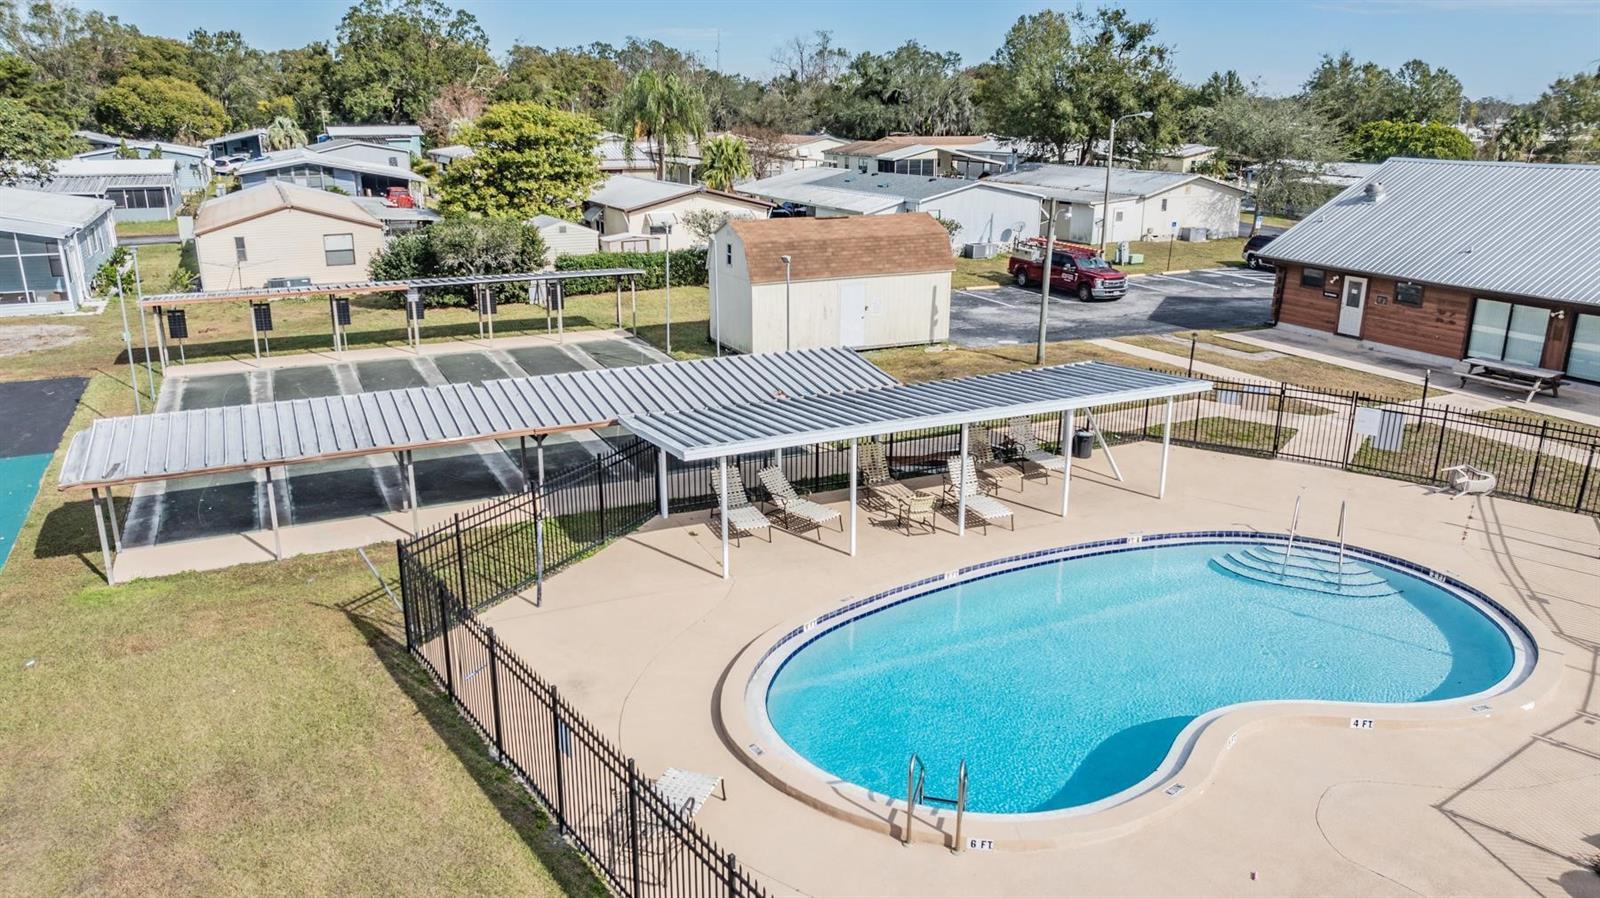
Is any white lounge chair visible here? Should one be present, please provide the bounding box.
[711,466,772,543]
[654,767,724,817]
[1440,464,1497,497]
[967,427,1025,493]
[757,465,843,535]
[1007,416,1067,480]
[857,440,918,509]
[943,457,1015,532]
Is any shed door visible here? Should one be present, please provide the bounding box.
[838,282,867,348]
[1336,276,1367,337]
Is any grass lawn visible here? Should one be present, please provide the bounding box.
[115,219,180,238]
[1485,406,1600,439]
[1351,421,1596,508]
[1161,416,1294,454]
[1116,329,1431,400]
[1241,212,1301,231]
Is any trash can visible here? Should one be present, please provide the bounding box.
[1072,428,1095,459]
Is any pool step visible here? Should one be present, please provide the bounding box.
[1211,549,1400,598]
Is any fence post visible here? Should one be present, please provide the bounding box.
[453,513,469,606]
[436,584,455,700]
[595,456,608,537]
[1430,407,1450,480]
[487,626,504,760]
[396,540,414,652]
[1342,393,1358,463]
[726,852,739,898]
[627,758,642,897]
[1270,383,1288,454]
[1577,444,1597,513]
[550,684,566,831]
[1527,420,1549,501]
[1187,336,1196,376]
[1141,398,1150,440]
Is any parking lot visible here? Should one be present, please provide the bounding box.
[949,266,1276,347]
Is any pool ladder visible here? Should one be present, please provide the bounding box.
[904,754,968,851]
[1280,497,1350,575]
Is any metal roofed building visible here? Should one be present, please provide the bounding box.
[193,182,387,291]
[1263,157,1600,383]
[40,157,180,222]
[204,127,269,160]
[236,147,426,202]
[584,175,772,252]
[0,186,117,315]
[74,132,210,190]
[319,124,423,156]
[736,168,1044,250]
[987,163,1245,243]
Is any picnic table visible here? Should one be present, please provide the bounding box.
[1452,357,1565,402]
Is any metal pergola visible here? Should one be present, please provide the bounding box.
[622,362,1212,579]
[58,347,896,584]
[130,269,646,402]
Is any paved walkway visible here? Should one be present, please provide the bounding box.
[485,444,1600,898]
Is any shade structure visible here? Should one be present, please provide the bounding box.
[624,361,1211,461]
[137,269,647,308]
[56,347,896,491]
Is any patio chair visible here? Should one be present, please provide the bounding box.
[966,427,1025,493]
[710,466,772,544]
[1440,464,1497,498]
[1007,416,1068,481]
[943,457,1015,532]
[653,768,725,817]
[858,440,918,509]
[757,466,843,535]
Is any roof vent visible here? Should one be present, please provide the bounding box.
[1364,181,1387,203]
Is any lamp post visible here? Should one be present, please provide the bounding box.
[663,226,673,354]
[780,254,792,352]
[1101,110,1153,255]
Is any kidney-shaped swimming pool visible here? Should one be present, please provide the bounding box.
[757,536,1529,816]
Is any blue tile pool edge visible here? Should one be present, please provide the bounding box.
[742,530,1539,822]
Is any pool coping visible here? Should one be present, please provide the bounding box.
[716,530,1557,852]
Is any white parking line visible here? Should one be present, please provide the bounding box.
[1144,273,1232,290]
[957,289,1018,306]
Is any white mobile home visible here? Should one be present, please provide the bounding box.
[988,164,1245,244]
[0,187,117,316]
[41,158,180,222]
[584,176,771,252]
[530,215,600,260]
[709,214,954,354]
[194,182,385,291]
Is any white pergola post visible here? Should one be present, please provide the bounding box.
[848,438,858,556]
[1160,398,1174,499]
[556,281,565,342]
[614,277,623,326]
[264,466,282,560]
[719,456,730,580]
[957,422,969,537]
[630,276,638,335]
[536,436,546,485]
[657,448,669,518]
[1087,410,1124,482]
[89,487,115,585]
[101,486,122,551]
[406,451,419,535]
[1060,409,1074,518]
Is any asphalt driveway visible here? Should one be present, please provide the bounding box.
[949,267,1276,347]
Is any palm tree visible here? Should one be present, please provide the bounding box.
[612,70,708,181]
[697,135,752,191]
[264,115,307,152]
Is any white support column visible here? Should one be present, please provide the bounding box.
[406,451,419,535]
[957,423,969,537]
[101,487,122,551]
[536,437,546,486]
[1160,398,1174,499]
[89,487,115,585]
[556,282,565,342]
[1060,409,1074,518]
[719,456,730,580]
[615,278,623,326]
[657,448,669,518]
[848,438,858,556]
[771,449,782,474]
[1086,410,1124,482]
[630,277,638,334]
[264,466,282,560]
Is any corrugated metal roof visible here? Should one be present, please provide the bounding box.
[0,186,113,237]
[988,164,1244,203]
[324,124,423,138]
[1260,158,1600,307]
[237,147,423,182]
[625,362,1211,460]
[138,268,646,307]
[57,347,897,490]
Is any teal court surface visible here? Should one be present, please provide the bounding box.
[0,378,86,571]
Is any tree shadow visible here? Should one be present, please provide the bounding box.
[338,588,608,898]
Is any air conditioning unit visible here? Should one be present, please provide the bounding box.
[963,242,1001,259]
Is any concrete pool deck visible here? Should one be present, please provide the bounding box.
[482,444,1600,897]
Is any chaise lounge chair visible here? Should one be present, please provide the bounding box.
[757,466,843,535]
[943,456,1015,532]
[966,427,1025,493]
[1440,463,1497,497]
[1007,416,1068,481]
[653,767,725,817]
[711,466,772,544]
[857,440,918,509]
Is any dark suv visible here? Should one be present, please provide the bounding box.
[1243,234,1276,269]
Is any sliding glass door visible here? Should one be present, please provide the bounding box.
[1466,298,1549,367]
[1567,313,1600,383]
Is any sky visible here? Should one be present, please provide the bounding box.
[88,0,1600,103]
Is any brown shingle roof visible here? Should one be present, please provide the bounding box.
[727,214,954,286]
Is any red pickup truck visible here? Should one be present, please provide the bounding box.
[1007,239,1129,302]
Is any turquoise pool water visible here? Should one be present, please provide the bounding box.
[763,540,1519,815]
[0,453,52,572]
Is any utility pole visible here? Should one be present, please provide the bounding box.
[1035,199,1057,365]
[1101,110,1153,256]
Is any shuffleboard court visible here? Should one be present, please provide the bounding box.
[0,378,86,571]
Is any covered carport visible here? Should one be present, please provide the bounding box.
[622,362,1211,578]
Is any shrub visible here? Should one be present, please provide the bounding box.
[554,249,706,295]
[366,216,548,307]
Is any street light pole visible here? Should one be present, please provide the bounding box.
[1101,110,1153,256]
[780,254,792,352]
[1035,198,1057,365]
[664,227,673,354]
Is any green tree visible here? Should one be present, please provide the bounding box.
[1351,120,1474,162]
[678,207,757,246]
[0,96,80,185]
[697,134,752,191]
[821,42,976,138]
[436,101,602,219]
[1536,67,1600,162]
[331,0,493,124]
[114,138,136,158]
[976,11,1079,161]
[367,216,547,306]
[1492,108,1543,161]
[188,29,271,127]
[1393,59,1464,124]
[1194,93,1343,233]
[1304,54,1464,135]
[264,114,307,150]
[267,43,334,135]
[496,42,622,115]
[612,69,707,180]
[91,75,228,141]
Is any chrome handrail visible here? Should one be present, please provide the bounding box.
[903,753,925,845]
[1279,495,1302,576]
[954,760,968,852]
[1336,500,1348,572]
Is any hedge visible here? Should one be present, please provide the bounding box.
[555,249,707,295]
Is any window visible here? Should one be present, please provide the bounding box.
[1394,281,1424,306]
[1568,314,1600,383]
[1301,267,1326,288]
[0,231,68,304]
[47,255,62,277]
[388,156,398,167]
[1467,298,1549,366]
[877,160,894,174]
[1160,198,1168,212]
[323,233,356,266]
[235,237,247,262]
[1114,210,1124,222]
[725,243,732,265]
